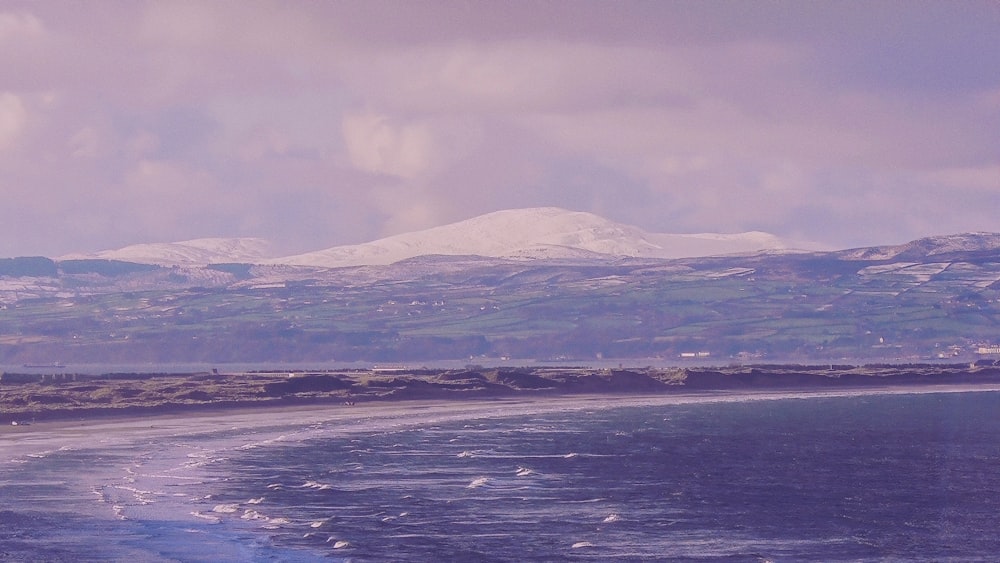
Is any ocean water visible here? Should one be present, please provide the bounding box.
[3,390,1000,562]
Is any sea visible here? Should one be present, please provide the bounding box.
[3,388,1000,562]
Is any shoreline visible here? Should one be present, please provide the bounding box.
[5,382,1000,470]
[6,381,1000,434]
[2,363,999,426]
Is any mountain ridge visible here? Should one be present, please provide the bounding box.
[58,237,278,266]
[835,232,1000,261]
[30,208,1000,270]
[2,218,999,364]
[56,207,809,267]
[272,207,806,267]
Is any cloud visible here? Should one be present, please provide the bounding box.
[0,11,43,41]
[1,1,998,256]
[0,92,27,149]
[342,112,481,179]
[342,112,437,179]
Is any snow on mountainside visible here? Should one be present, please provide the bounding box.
[59,238,277,266]
[272,207,803,268]
[837,232,1000,261]
[62,210,1000,270]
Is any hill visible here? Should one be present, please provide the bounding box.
[0,211,998,364]
[272,207,803,267]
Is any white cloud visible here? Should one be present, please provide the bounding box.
[1,2,997,256]
[125,158,213,196]
[342,112,481,179]
[0,11,44,41]
[0,92,27,149]
[342,112,433,178]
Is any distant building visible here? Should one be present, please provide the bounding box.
[679,352,711,359]
[977,346,1000,355]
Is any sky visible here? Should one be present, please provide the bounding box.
[1,0,998,257]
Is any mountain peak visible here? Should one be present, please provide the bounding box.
[272,207,800,268]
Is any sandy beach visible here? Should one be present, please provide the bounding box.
[3,363,999,427]
[6,382,1000,464]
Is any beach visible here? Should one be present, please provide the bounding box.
[3,363,999,425]
[5,384,1000,561]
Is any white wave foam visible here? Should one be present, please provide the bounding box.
[190,511,221,524]
[456,450,474,458]
[326,538,351,549]
[247,496,265,505]
[563,452,579,458]
[467,476,490,488]
[212,503,240,513]
[571,541,596,549]
[515,466,535,477]
[267,516,291,525]
[302,480,334,490]
[111,504,127,520]
[241,509,267,521]
[603,513,621,523]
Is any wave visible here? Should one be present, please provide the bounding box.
[467,476,490,488]
[241,509,267,521]
[265,516,292,525]
[301,480,334,490]
[190,511,221,524]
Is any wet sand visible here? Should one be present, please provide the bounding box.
[6,381,1000,464]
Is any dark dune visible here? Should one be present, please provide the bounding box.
[2,364,999,424]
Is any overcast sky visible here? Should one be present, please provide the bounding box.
[1,1,998,257]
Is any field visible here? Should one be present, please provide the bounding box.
[0,250,998,363]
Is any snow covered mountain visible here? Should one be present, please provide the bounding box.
[837,232,1000,261]
[50,208,816,269]
[272,207,803,268]
[59,238,277,266]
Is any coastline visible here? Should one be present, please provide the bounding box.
[4,379,1000,562]
[6,382,1000,470]
[5,380,1000,437]
[2,363,999,427]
